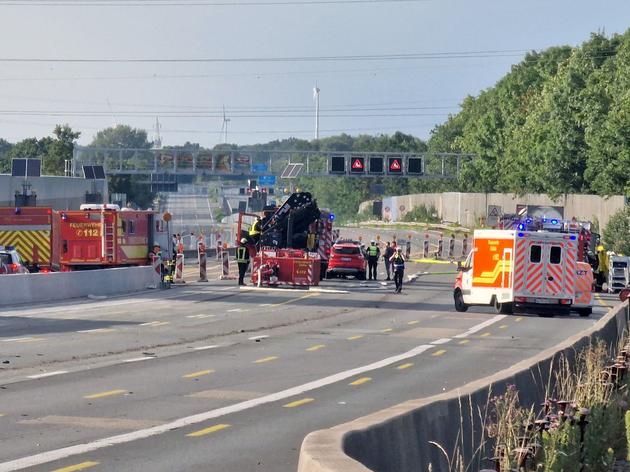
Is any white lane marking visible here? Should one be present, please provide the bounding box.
[430,338,451,345]
[2,337,37,343]
[26,371,68,380]
[453,315,507,338]
[248,335,269,341]
[193,345,220,351]
[258,303,272,307]
[122,357,155,363]
[0,316,504,471]
[76,328,115,334]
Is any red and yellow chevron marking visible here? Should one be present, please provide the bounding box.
[0,230,51,264]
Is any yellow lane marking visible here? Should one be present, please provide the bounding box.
[182,369,215,379]
[407,321,420,325]
[0,413,5,417]
[51,462,100,472]
[595,295,610,307]
[499,325,508,329]
[458,339,470,345]
[347,335,364,341]
[432,349,447,357]
[349,377,372,386]
[380,328,393,333]
[515,317,523,322]
[397,363,413,370]
[283,398,314,408]
[306,344,326,352]
[271,293,318,308]
[84,389,126,399]
[481,332,491,337]
[253,356,278,364]
[186,423,231,437]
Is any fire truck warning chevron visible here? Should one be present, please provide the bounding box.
[454,229,591,317]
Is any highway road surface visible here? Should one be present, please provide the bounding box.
[0,261,618,472]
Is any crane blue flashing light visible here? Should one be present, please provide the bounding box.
[517,223,526,231]
[329,213,335,221]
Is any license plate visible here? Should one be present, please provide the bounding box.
[341,257,352,262]
[535,298,555,304]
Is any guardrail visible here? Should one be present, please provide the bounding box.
[298,302,629,472]
[0,267,155,307]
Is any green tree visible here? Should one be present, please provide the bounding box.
[0,138,13,173]
[90,125,151,149]
[45,124,81,176]
[603,207,630,255]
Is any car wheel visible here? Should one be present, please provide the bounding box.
[454,289,468,312]
[493,297,513,314]
[577,307,592,317]
[357,271,366,280]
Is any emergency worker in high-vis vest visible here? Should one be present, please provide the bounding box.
[236,238,251,286]
[367,240,380,280]
[249,218,262,246]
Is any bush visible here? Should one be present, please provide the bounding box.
[401,204,440,223]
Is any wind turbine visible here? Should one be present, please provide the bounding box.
[221,105,231,144]
[313,84,320,140]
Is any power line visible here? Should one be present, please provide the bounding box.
[0,0,430,5]
[0,110,451,118]
[0,49,529,63]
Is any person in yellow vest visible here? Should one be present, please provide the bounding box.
[367,240,380,280]
[249,217,262,245]
[236,238,251,286]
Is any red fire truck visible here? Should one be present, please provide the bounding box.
[0,205,169,272]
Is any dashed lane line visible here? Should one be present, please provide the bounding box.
[480,332,491,337]
[349,377,371,386]
[83,390,126,400]
[432,349,447,357]
[347,335,364,341]
[499,325,508,329]
[515,317,523,322]
[27,371,68,380]
[458,339,470,345]
[76,328,116,334]
[283,398,314,408]
[139,321,170,327]
[396,363,413,370]
[253,356,278,364]
[193,345,220,351]
[595,295,611,308]
[182,370,215,379]
[51,462,99,472]
[306,344,326,352]
[186,423,231,438]
[270,293,319,308]
[123,357,155,363]
[407,321,420,325]
[248,335,269,341]
[380,328,393,333]
[0,316,505,472]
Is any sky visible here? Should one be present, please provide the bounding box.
[0,0,628,148]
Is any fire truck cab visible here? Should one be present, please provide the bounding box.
[454,229,589,317]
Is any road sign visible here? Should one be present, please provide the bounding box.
[252,163,268,173]
[163,212,172,222]
[258,175,276,185]
[388,157,402,174]
[350,157,365,173]
[487,205,501,227]
[407,156,423,175]
[368,156,384,174]
[330,155,345,174]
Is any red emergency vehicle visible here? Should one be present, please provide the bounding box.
[0,205,169,271]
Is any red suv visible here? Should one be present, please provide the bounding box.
[326,240,367,280]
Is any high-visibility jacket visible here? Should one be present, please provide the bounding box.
[249,220,261,236]
[367,245,379,257]
[236,246,250,263]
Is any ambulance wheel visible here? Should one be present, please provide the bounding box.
[494,298,513,314]
[454,289,468,312]
[357,271,366,281]
[577,308,592,317]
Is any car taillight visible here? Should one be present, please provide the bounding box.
[9,263,18,272]
[40,267,50,273]
[560,299,571,305]
[514,296,526,303]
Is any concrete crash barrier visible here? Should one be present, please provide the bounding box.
[298,302,630,472]
[0,266,155,307]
